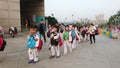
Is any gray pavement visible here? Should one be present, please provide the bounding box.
[0,33,120,68]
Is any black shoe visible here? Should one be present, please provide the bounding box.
[56,55,61,58]
[48,47,51,50]
[32,60,39,64]
[28,60,34,64]
[90,43,92,44]
[49,55,55,59]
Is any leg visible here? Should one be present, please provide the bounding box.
[51,46,55,56]
[68,42,72,53]
[93,34,96,43]
[78,35,81,43]
[72,39,76,49]
[28,49,34,60]
[33,49,39,62]
[84,34,87,42]
[63,41,67,54]
[55,45,61,58]
[28,49,34,63]
[42,32,46,42]
[48,38,51,50]
[90,34,92,44]
[49,46,55,58]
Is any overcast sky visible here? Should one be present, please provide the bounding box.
[45,0,120,22]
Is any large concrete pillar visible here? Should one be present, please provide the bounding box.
[0,0,44,33]
[0,0,21,33]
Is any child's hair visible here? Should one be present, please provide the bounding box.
[34,26,38,29]
[73,25,76,27]
[30,26,34,30]
[90,23,94,26]
[54,25,59,32]
[65,25,69,27]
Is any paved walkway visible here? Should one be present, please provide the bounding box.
[0,33,120,68]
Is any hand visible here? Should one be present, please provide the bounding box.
[50,34,54,38]
[69,41,71,43]
[35,39,38,41]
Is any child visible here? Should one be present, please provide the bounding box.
[81,26,86,42]
[71,25,77,49]
[78,27,83,43]
[85,26,89,41]
[68,25,73,51]
[49,25,61,58]
[63,25,72,54]
[26,27,39,64]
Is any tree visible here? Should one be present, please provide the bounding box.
[45,16,58,26]
[108,10,120,26]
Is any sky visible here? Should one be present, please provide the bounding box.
[45,0,120,22]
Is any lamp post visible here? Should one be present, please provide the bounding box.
[72,14,74,22]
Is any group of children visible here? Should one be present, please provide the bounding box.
[46,23,97,58]
[111,26,120,39]
[26,23,97,64]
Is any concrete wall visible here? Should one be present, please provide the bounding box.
[0,0,21,33]
[0,0,44,33]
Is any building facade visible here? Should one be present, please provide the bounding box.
[0,0,44,32]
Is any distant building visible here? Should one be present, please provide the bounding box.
[80,18,90,24]
[93,14,108,25]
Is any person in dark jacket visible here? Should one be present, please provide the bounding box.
[38,20,46,42]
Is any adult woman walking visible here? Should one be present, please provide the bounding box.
[88,23,96,44]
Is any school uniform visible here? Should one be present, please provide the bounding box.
[63,31,72,54]
[50,32,60,57]
[27,34,39,63]
[68,30,73,50]
[85,29,89,41]
[71,30,77,49]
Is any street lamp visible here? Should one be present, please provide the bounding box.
[51,13,54,17]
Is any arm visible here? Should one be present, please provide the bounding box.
[54,33,60,39]
[69,31,72,42]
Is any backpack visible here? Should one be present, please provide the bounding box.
[0,37,3,48]
[59,37,63,47]
[71,30,76,40]
[60,28,64,33]
[37,33,43,51]
[50,33,59,46]
[95,29,99,35]
[0,37,7,51]
[26,36,36,49]
[63,31,69,40]
[37,39,43,51]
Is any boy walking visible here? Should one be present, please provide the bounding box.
[26,27,39,64]
[49,25,61,58]
[63,25,72,54]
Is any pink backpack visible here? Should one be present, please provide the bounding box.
[37,39,43,51]
[0,37,3,48]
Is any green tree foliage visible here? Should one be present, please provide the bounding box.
[45,16,58,26]
[108,10,120,26]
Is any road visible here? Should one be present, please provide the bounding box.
[0,33,120,68]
